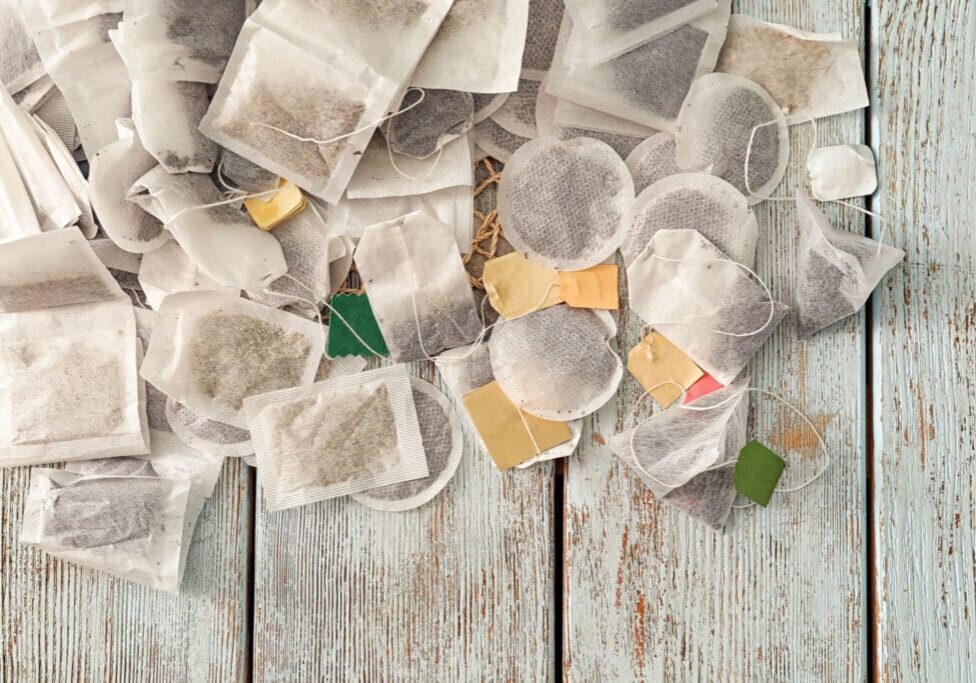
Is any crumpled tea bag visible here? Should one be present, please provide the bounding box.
[473,117,529,163]
[137,241,238,310]
[412,0,529,93]
[807,144,878,202]
[245,364,428,512]
[628,229,789,385]
[521,0,564,80]
[354,211,482,363]
[497,137,633,271]
[380,88,473,160]
[352,377,462,511]
[609,379,748,530]
[489,305,623,420]
[128,166,286,291]
[794,190,904,338]
[547,2,731,132]
[674,72,789,203]
[490,78,540,139]
[140,290,325,428]
[622,172,759,267]
[131,79,218,173]
[625,132,682,194]
[1,0,44,93]
[0,123,40,242]
[716,15,869,122]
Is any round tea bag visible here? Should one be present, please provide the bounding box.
[382,88,474,160]
[674,73,788,204]
[352,377,463,511]
[166,398,254,458]
[625,132,682,194]
[489,305,623,420]
[622,173,758,267]
[497,137,634,271]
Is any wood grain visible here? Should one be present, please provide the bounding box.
[563,2,868,679]
[872,3,976,680]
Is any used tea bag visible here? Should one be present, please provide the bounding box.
[489,305,623,420]
[141,290,324,428]
[30,114,96,237]
[490,78,540,139]
[794,190,904,338]
[245,364,428,512]
[627,229,789,385]
[128,166,286,291]
[521,0,565,80]
[380,89,473,160]
[609,380,748,530]
[352,377,462,511]
[625,133,682,194]
[412,0,529,93]
[497,137,633,271]
[674,72,789,203]
[345,132,473,200]
[1,0,44,93]
[138,241,238,310]
[807,144,878,202]
[473,117,529,163]
[131,79,218,173]
[716,15,869,122]
[355,211,482,363]
[622,173,759,267]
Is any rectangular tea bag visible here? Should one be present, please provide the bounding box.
[244,364,428,512]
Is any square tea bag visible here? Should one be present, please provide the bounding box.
[244,364,428,512]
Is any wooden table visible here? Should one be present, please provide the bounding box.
[3,1,974,680]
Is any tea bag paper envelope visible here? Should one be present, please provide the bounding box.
[807,145,878,202]
[244,364,428,512]
[355,211,482,363]
[131,79,218,174]
[794,190,904,338]
[380,88,474,161]
[345,132,473,200]
[627,332,704,409]
[628,229,789,386]
[412,0,529,93]
[140,290,325,429]
[716,15,869,122]
[490,78,539,139]
[483,252,564,320]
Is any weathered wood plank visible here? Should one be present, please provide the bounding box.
[0,460,253,681]
[872,3,976,680]
[564,1,868,679]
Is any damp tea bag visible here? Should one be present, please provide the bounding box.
[807,145,878,202]
[380,89,474,160]
[625,132,682,194]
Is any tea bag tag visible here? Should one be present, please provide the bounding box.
[244,180,307,230]
[684,372,724,404]
[325,292,389,358]
[733,440,786,507]
[483,252,563,319]
[627,332,704,409]
[558,265,619,310]
[807,144,878,202]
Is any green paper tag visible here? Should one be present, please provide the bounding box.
[733,440,786,507]
[326,293,389,358]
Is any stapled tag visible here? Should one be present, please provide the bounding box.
[483,252,564,319]
[733,440,786,507]
[461,381,573,470]
[244,179,307,230]
[326,292,389,358]
[627,332,703,409]
[558,265,619,310]
[683,372,724,404]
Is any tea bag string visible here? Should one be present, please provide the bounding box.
[163,187,281,226]
[386,138,446,181]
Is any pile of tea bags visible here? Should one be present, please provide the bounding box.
[0,0,905,592]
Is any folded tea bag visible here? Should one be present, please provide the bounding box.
[674,72,789,203]
[473,92,509,124]
[498,137,634,271]
[490,78,540,139]
[490,305,623,420]
[141,291,325,428]
[137,241,238,310]
[622,173,759,267]
[472,117,529,163]
[0,126,40,242]
[1,0,44,93]
[547,2,731,132]
[245,364,428,511]
[716,15,869,122]
[131,79,218,173]
[628,229,789,385]
[807,145,878,202]
[522,0,565,80]
[627,332,704,409]
[609,380,748,530]
[166,398,254,458]
[794,191,904,338]
[625,133,682,194]
[352,377,462,511]
[355,211,482,363]
[412,0,529,93]
[128,166,286,291]
[381,88,473,160]
[346,132,473,200]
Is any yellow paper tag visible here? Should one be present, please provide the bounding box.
[483,252,564,319]
[558,265,619,310]
[462,381,573,470]
[244,179,306,230]
[627,332,704,409]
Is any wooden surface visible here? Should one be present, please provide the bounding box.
[2,1,975,681]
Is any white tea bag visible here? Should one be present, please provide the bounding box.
[627,229,789,385]
[132,79,218,173]
[716,15,869,122]
[128,165,286,291]
[472,118,529,163]
[489,305,623,420]
[622,172,758,267]
[137,241,238,310]
[141,290,325,428]
[0,125,40,242]
[473,92,509,124]
[380,88,474,160]
[565,0,718,62]
[328,235,356,296]
[490,78,540,139]
[30,114,96,237]
[625,132,682,194]
[412,0,529,93]
[551,98,658,139]
[89,238,142,292]
[794,190,904,338]
[521,0,564,80]
[807,144,878,202]
[219,150,279,193]
[166,398,253,458]
[674,72,789,203]
[497,137,633,271]
[133,307,171,433]
[352,376,462,511]
[355,211,482,362]
[1,0,44,93]
[245,364,428,512]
